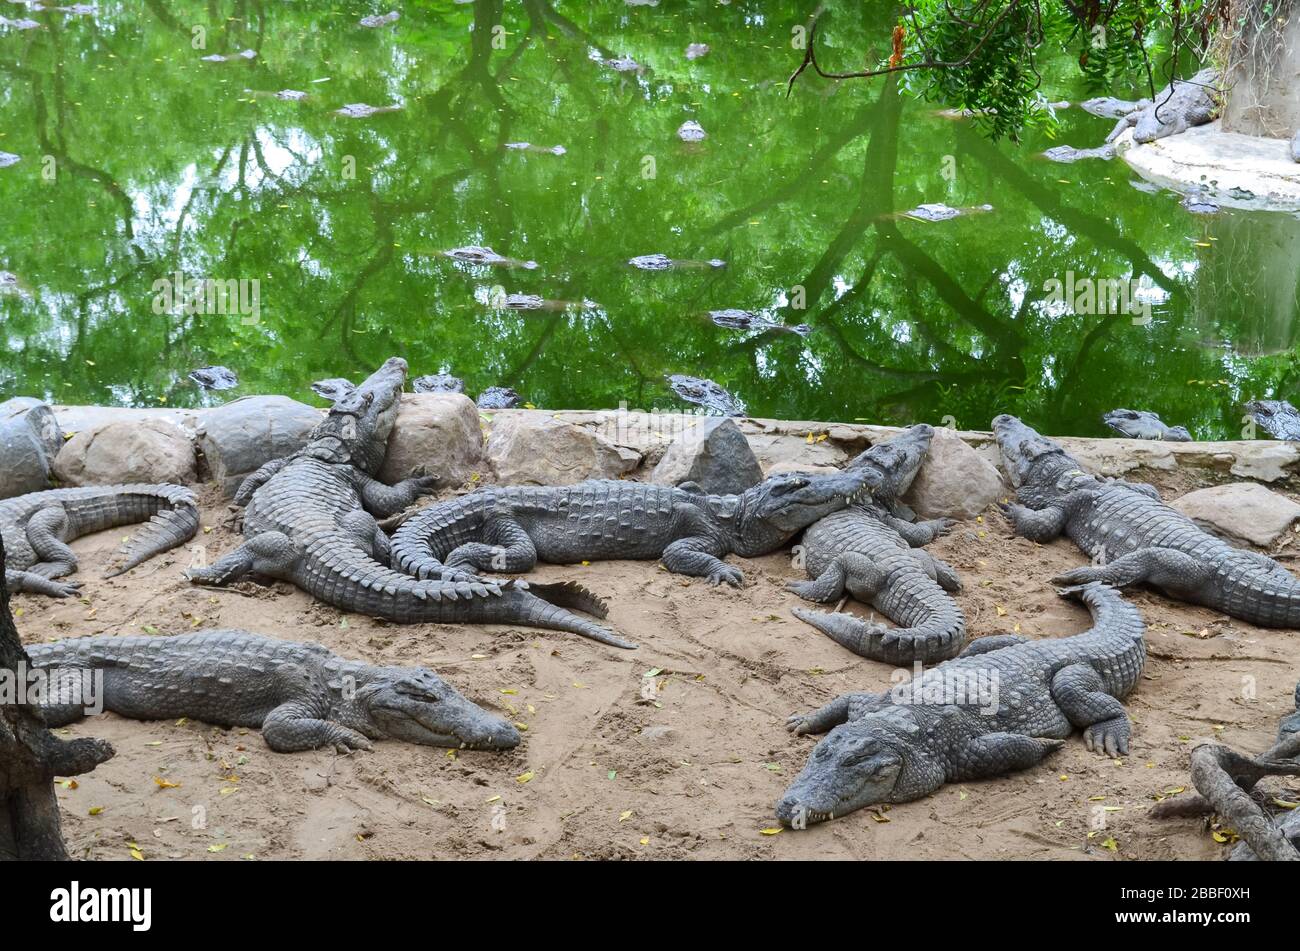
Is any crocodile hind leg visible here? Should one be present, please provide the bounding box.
[358,473,440,519]
[662,537,742,586]
[914,550,962,592]
[960,634,1029,657]
[999,489,1097,542]
[187,532,299,586]
[1051,547,1208,592]
[233,458,290,506]
[23,506,79,580]
[1050,664,1132,756]
[339,510,391,565]
[262,701,374,753]
[445,516,537,574]
[786,692,878,735]
[949,733,1065,780]
[787,559,850,603]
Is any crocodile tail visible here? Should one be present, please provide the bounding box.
[504,589,634,648]
[64,484,202,577]
[791,606,965,664]
[526,580,610,619]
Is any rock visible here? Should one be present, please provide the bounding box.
[0,399,62,498]
[764,460,840,477]
[197,396,322,497]
[651,417,763,495]
[378,393,486,489]
[486,414,641,485]
[1292,131,1300,164]
[1229,442,1300,482]
[1172,483,1300,547]
[55,417,197,487]
[903,427,1007,519]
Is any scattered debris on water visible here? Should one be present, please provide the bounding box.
[477,387,523,409]
[666,374,746,416]
[412,374,465,395]
[188,366,239,391]
[677,120,707,143]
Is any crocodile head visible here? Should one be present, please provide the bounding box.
[992,414,1081,491]
[354,667,521,751]
[1245,399,1300,440]
[846,424,934,501]
[730,468,878,556]
[306,356,408,474]
[776,708,942,827]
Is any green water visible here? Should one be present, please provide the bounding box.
[1,1,1298,439]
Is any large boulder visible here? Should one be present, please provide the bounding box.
[54,417,197,486]
[1172,482,1300,547]
[197,396,322,498]
[486,413,641,485]
[650,417,763,495]
[903,427,1007,519]
[0,398,62,498]
[379,393,487,488]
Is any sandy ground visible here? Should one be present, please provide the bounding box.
[13,474,1300,862]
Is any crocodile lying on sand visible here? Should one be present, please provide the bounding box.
[28,631,519,753]
[2,485,198,597]
[187,357,634,649]
[1245,399,1300,440]
[777,582,1144,826]
[995,414,1300,626]
[787,424,966,664]
[391,470,877,588]
[1106,68,1220,144]
[1101,408,1191,441]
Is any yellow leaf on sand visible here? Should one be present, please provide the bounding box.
[995,605,1007,617]
[516,771,534,784]
[154,776,181,789]
[639,836,650,845]
[619,810,633,822]
[207,843,228,853]
[1101,837,1118,852]
[89,806,104,816]
[130,849,144,861]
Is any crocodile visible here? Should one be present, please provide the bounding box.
[787,424,966,665]
[776,582,1145,827]
[2,485,198,598]
[186,357,634,648]
[994,414,1300,627]
[666,374,745,416]
[1106,68,1220,144]
[27,630,519,753]
[1245,399,1300,440]
[390,470,877,589]
[1079,96,1151,120]
[1101,408,1191,441]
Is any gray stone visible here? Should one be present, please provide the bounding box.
[1171,483,1300,547]
[378,393,487,489]
[0,399,62,498]
[197,396,322,498]
[903,427,1007,519]
[651,417,763,495]
[485,413,640,485]
[54,417,197,486]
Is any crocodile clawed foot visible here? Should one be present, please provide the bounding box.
[1082,718,1130,757]
[47,579,82,598]
[785,713,812,735]
[1051,566,1100,586]
[708,566,745,587]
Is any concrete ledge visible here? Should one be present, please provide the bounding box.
[1119,122,1300,213]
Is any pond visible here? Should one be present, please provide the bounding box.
[1,1,1297,440]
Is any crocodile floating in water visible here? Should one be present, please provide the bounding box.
[359,10,399,27]
[677,120,706,142]
[476,386,523,409]
[189,365,239,391]
[667,374,745,416]
[1042,144,1115,164]
[2,485,198,597]
[1101,409,1191,441]
[443,245,538,270]
[628,254,726,271]
[0,151,20,169]
[707,309,812,337]
[187,357,633,648]
[1106,68,1220,144]
[777,582,1144,827]
[685,43,709,60]
[201,49,257,63]
[505,142,566,156]
[995,414,1300,627]
[1245,399,1300,440]
[28,630,519,753]
[390,471,878,589]
[335,102,403,119]
[1079,96,1151,120]
[900,202,993,222]
[411,373,466,395]
[788,425,966,665]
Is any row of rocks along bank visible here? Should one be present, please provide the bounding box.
[4,392,1300,547]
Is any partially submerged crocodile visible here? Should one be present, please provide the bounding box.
[788,425,967,664]
[1106,68,1220,144]
[2,485,198,597]
[995,414,1300,626]
[1245,399,1300,440]
[29,630,519,753]
[777,582,1144,826]
[666,374,745,416]
[391,470,877,588]
[187,357,634,648]
[1101,408,1191,441]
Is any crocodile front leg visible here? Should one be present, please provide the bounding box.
[786,692,878,735]
[879,513,954,546]
[358,473,440,519]
[948,733,1065,780]
[233,458,290,506]
[1050,664,1132,756]
[262,701,374,753]
[1051,547,1208,592]
[663,537,742,586]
